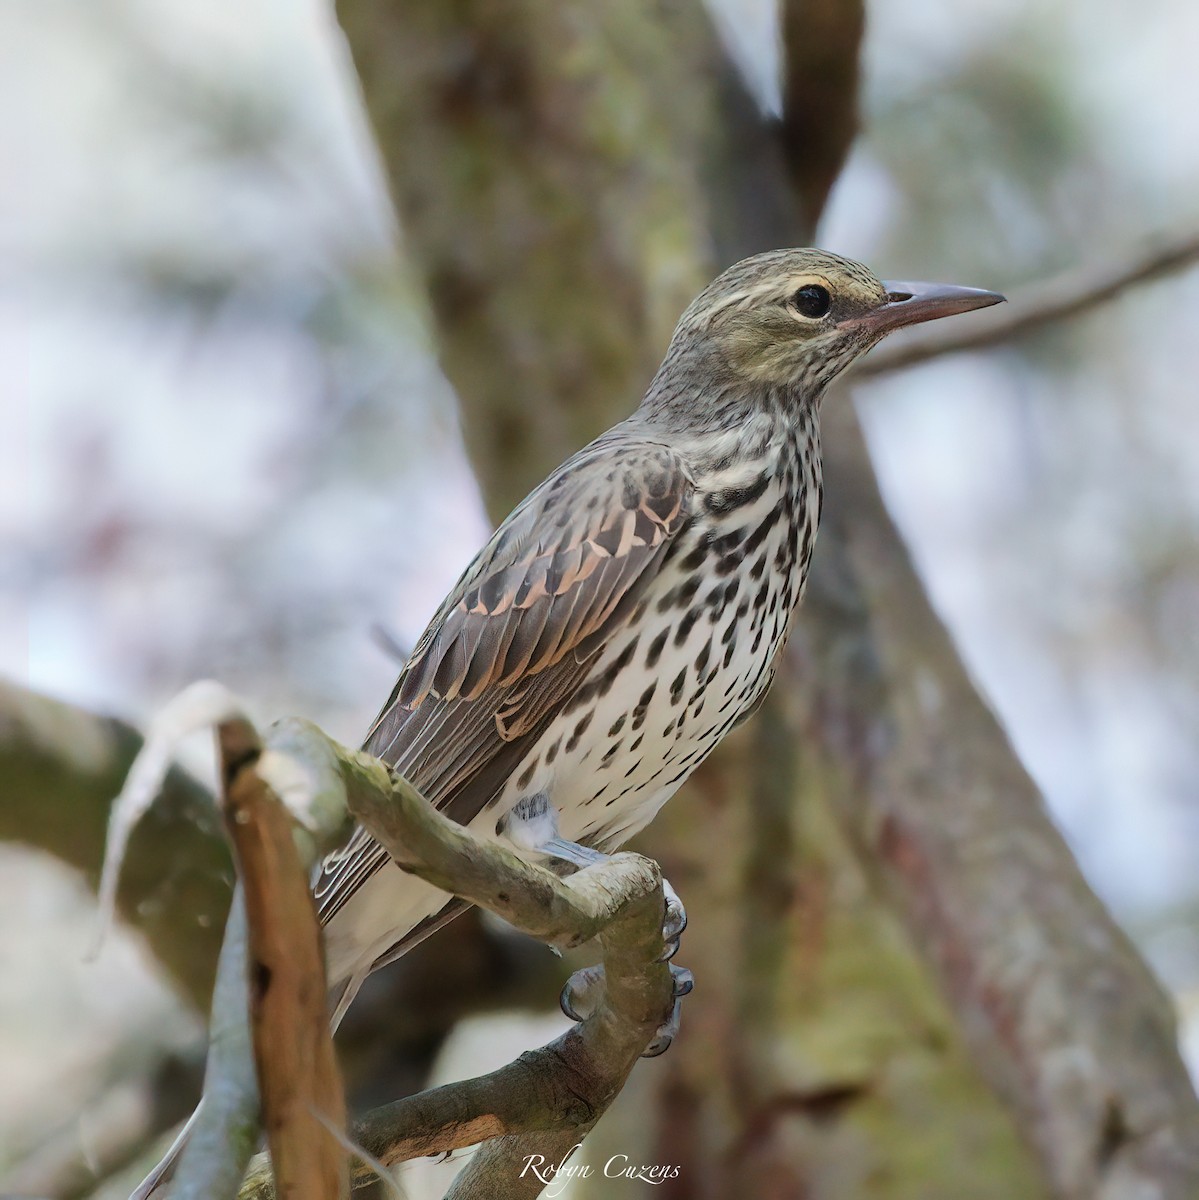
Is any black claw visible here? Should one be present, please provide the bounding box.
[660,881,688,955]
[640,1001,682,1058]
[670,965,694,997]
[641,1033,673,1058]
[662,906,688,942]
[559,981,585,1023]
[639,965,693,1057]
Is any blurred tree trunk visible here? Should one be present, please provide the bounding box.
[335,2,1199,1198]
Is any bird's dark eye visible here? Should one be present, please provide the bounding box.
[791,284,831,319]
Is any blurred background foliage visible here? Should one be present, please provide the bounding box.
[3,0,1199,1195]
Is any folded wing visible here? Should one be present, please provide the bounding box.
[314,435,694,933]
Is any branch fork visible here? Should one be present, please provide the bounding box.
[100,682,681,1200]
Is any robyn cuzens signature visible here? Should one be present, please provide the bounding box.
[520,1144,681,1195]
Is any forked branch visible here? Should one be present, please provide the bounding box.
[100,684,678,1200]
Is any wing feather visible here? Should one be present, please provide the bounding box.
[315,435,694,929]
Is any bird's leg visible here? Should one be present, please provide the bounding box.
[497,794,688,960]
[498,794,692,1057]
[542,838,688,961]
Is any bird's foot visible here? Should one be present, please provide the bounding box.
[537,836,687,963]
[644,965,694,1057]
[559,962,694,1058]
[500,796,691,1044]
[659,878,687,963]
[557,962,602,1023]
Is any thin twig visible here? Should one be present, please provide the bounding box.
[310,1107,407,1200]
[370,624,412,667]
[858,229,1199,376]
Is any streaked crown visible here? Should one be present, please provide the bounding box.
[648,247,1003,405]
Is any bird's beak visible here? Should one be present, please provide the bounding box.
[857,280,1005,335]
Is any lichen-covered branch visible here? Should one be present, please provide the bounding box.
[239,1041,598,1197]
[99,687,675,1200]
[329,750,677,1197]
[242,896,672,1197]
[341,750,667,953]
[234,753,675,1198]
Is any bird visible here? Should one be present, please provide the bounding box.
[314,247,1004,1027]
[131,249,1001,1200]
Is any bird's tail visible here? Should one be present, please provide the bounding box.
[328,969,370,1033]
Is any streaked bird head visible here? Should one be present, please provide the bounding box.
[653,247,1003,404]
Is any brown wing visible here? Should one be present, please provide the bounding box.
[314,434,694,928]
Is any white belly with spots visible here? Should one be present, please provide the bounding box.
[493,480,805,852]
[325,427,821,993]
